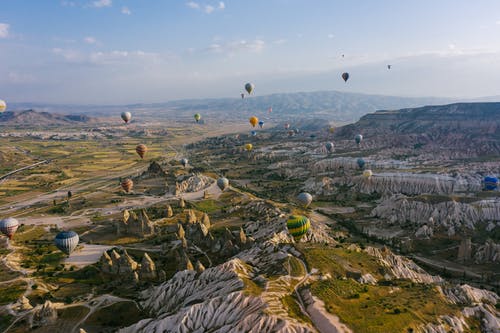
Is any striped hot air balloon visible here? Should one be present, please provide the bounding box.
[0,217,19,240]
[484,176,498,191]
[54,231,79,255]
[121,178,133,193]
[287,215,310,240]
[136,144,147,159]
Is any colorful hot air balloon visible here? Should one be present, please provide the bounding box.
[241,93,245,99]
[342,72,349,82]
[245,83,254,94]
[258,120,264,128]
[355,134,363,145]
[251,130,257,137]
[121,178,134,192]
[357,158,366,169]
[194,113,201,123]
[296,192,313,208]
[217,177,229,191]
[287,215,310,240]
[249,116,258,127]
[244,143,253,151]
[363,169,373,179]
[484,176,499,191]
[54,231,79,255]
[328,126,335,134]
[0,99,6,112]
[180,158,188,168]
[121,111,131,123]
[288,130,295,137]
[136,144,147,159]
[284,123,290,130]
[325,142,334,152]
[0,217,19,240]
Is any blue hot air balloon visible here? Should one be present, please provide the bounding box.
[258,120,264,128]
[251,130,257,137]
[483,176,498,191]
[54,231,79,255]
[357,158,366,169]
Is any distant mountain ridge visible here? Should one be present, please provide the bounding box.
[0,109,95,126]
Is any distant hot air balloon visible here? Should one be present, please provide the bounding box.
[363,169,373,179]
[258,120,264,128]
[121,111,131,124]
[357,158,366,169]
[244,143,253,151]
[309,134,316,139]
[355,134,363,145]
[342,72,349,82]
[54,231,79,255]
[0,217,19,240]
[294,128,300,134]
[296,192,313,208]
[180,158,188,168]
[268,107,272,114]
[67,190,72,200]
[136,144,147,159]
[217,177,229,191]
[251,130,257,137]
[325,142,334,152]
[121,178,134,193]
[0,99,6,112]
[194,113,201,122]
[483,176,498,191]
[249,116,258,127]
[387,65,392,70]
[287,215,311,240]
[241,93,245,99]
[284,123,290,129]
[245,83,254,94]
[328,126,335,134]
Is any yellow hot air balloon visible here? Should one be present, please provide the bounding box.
[244,143,253,151]
[363,169,373,179]
[194,113,201,122]
[328,126,335,134]
[286,215,310,240]
[0,99,6,112]
[249,116,258,127]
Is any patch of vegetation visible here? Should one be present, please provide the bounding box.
[281,295,311,324]
[0,280,26,305]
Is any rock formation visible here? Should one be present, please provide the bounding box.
[118,209,155,238]
[100,248,158,283]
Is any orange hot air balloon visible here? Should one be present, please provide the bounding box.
[249,116,258,127]
[136,144,147,159]
[121,178,133,192]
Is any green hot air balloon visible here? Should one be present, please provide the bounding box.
[357,158,366,169]
[194,113,201,122]
[245,83,254,94]
[287,215,311,240]
[355,134,363,145]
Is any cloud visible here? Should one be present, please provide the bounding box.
[90,0,112,8]
[52,48,85,62]
[61,1,76,6]
[121,6,131,15]
[0,23,10,38]
[84,36,97,44]
[218,2,225,9]
[205,5,214,14]
[187,2,200,9]
[52,47,166,66]
[206,39,265,55]
[8,72,36,84]
[273,39,287,45]
[328,34,334,39]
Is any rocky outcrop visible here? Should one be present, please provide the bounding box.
[140,253,157,281]
[100,248,158,283]
[29,301,58,328]
[457,238,472,263]
[175,173,214,194]
[118,209,155,238]
[474,239,500,264]
[441,284,499,305]
[166,205,174,218]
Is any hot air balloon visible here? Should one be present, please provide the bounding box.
[342,72,349,82]
[268,107,272,114]
[258,120,264,128]
[180,158,188,168]
[296,192,313,208]
[363,169,373,179]
[194,113,201,122]
[249,116,258,127]
[325,142,334,152]
[309,134,316,139]
[484,176,498,191]
[136,144,147,159]
[328,126,335,134]
[357,158,366,169]
[67,191,72,200]
[121,178,133,193]
[287,215,310,240]
[294,128,300,134]
[387,65,392,69]
[0,99,6,112]
[355,134,363,145]
[284,123,290,129]
[251,130,257,137]
[245,83,254,94]
[54,231,79,255]
[217,177,229,191]
[241,93,245,99]
[121,111,131,123]
[0,217,19,240]
[244,143,253,151]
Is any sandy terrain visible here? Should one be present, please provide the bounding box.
[64,244,112,268]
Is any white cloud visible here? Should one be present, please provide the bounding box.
[206,39,265,55]
[187,2,200,9]
[121,6,131,15]
[218,1,225,9]
[273,39,287,45]
[328,34,334,39]
[61,1,76,7]
[52,48,85,62]
[91,0,112,8]
[448,43,456,50]
[205,5,214,14]
[0,23,10,39]
[84,36,97,44]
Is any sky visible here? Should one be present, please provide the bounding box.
[1,0,500,104]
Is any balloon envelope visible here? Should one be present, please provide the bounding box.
[194,113,201,122]
[0,99,6,112]
[287,215,310,240]
[297,192,313,208]
[342,72,349,82]
[121,178,133,192]
[258,120,264,128]
[484,176,498,191]
[0,217,19,240]
[325,142,334,152]
[245,83,254,94]
[284,123,290,129]
[180,158,188,167]
[54,231,79,255]
[121,112,131,123]
[217,177,229,191]
[357,158,366,169]
[249,116,258,127]
[251,130,257,137]
[136,144,147,159]
[244,143,253,151]
[355,134,363,145]
[363,169,373,179]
